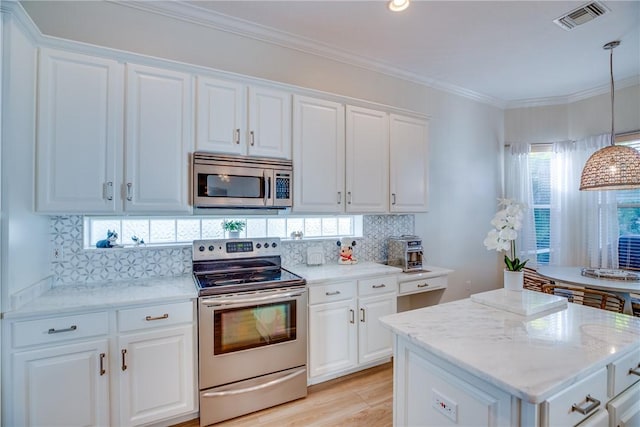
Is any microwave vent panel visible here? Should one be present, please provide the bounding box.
[553,1,609,31]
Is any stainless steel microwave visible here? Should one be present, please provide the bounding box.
[192,152,293,209]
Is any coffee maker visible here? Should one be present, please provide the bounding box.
[387,235,424,272]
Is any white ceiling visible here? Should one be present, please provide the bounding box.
[137,0,640,107]
[20,1,640,107]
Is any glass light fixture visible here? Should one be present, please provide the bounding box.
[579,41,640,191]
[388,0,410,12]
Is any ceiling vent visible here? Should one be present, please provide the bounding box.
[553,1,609,31]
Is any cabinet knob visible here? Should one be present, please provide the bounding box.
[99,353,106,376]
[250,130,255,146]
[235,128,241,144]
[347,191,352,204]
[360,308,365,322]
[121,349,128,371]
[349,309,355,324]
[391,193,397,205]
[337,191,342,205]
[104,181,113,201]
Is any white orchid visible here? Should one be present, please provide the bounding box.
[484,198,528,271]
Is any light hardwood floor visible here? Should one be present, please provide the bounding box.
[174,362,393,427]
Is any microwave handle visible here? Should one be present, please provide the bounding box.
[263,171,272,206]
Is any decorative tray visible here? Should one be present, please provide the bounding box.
[470,289,567,317]
[581,268,640,282]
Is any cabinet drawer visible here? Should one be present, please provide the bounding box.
[608,348,640,397]
[358,276,397,297]
[12,311,108,348]
[117,301,193,333]
[309,281,356,305]
[398,275,447,295]
[543,368,607,427]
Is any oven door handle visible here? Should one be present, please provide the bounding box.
[201,367,306,398]
[201,290,305,307]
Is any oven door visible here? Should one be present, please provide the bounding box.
[193,164,275,208]
[198,286,307,389]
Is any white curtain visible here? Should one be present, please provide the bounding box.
[549,134,619,268]
[504,143,538,268]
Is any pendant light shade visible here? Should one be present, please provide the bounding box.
[579,40,640,191]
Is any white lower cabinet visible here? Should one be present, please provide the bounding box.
[394,336,640,427]
[5,300,196,427]
[308,275,397,384]
[12,339,110,426]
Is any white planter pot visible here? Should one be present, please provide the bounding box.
[228,231,240,238]
[504,269,524,291]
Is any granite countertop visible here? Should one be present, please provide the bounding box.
[4,275,198,319]
[380,291,640,403]
[284,261,403,284]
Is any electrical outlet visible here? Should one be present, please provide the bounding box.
[432,389,457,422]
[52,246,64,262]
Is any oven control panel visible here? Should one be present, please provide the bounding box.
[192,238,281,261]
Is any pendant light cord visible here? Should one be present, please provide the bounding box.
[609,45,615,146]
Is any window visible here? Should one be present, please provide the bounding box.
[529,146,551,264]
[616,134,640,270]
[85,215,362,248]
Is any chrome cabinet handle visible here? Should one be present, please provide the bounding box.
[571,394,600,415]
[325,291,341,296]
[234,128,241,144]
[99,353,106,376]
[360,308,365,322]
[145,313,169,321]
[337,191,342,204]
[372,284,386,289]
[104,181,113,201]
[121,349,128,371]
[347,191,352,204]
[250,130,255,146]
[629,363,640,376]
[48,325,77,334]
[349,309,355,324]
[126,182,133,201]
[202,368,306,398]
[417,283,429,288]
[391,193,397,205]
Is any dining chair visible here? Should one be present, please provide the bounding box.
[541,284,626,314]
[522,267,554,292]
[631,295,640,318]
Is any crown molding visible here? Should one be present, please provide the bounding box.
[506,75,640,109]
[1,1,43,43]
[110,0,506,108]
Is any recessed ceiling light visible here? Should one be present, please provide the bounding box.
[388,0,410,12]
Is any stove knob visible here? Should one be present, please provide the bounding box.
[272,242,278,248]
[208,245,214,251]
[264,243,270,248]
[256,243,262,249]
[198,245,205,252]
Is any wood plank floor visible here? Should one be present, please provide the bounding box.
[174,362,393,427]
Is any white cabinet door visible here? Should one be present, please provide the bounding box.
[389,114,429,212]
[125,64,193,213]
[248,86,291,159]
[293,95,345,212]
[196,79,291,159]
[36,48,122,213]
[12,339,110,426]
[345,106,389,213]
[358,292,396,364]
[117,324,195,427]
[196,77,245,155]
[308,299,357,378]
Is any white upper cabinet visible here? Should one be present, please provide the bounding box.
[389,114,429,212]
[196,77,291,159]
[36,48,123,213]
[125,64,193,213]
[292,95,345,213]
[345,106,389,213]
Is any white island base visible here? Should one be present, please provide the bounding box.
[382,292,640,427]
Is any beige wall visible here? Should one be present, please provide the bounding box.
[505,83,640,143]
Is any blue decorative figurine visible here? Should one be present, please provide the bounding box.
[96,230,119,248]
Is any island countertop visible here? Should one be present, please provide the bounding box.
[380,290,640,403]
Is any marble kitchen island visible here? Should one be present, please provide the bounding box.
[380,290,640,427]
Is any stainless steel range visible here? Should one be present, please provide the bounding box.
[192,238,307,426]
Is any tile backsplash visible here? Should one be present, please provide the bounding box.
[50,215,413,285]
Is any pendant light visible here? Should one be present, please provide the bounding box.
[388,0,410,12]
[579,41,640,191]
